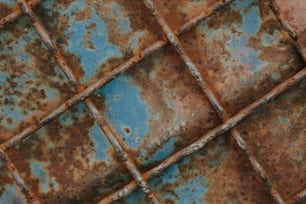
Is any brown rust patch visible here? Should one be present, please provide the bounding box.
[236,78,306,200]
[7,103,132,203]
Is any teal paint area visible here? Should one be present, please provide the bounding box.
[95,75,150,149]
[227,0,265,72]
[57,103,113,163]
[199,0,266,72]
[90,123,112,162]
[0,185,27,204]
[121,157,209,203]
[61,1,122,83]
[140,136,179,166]
[1,0,15,6]
[30,160,59,193]
[0,17,67,131]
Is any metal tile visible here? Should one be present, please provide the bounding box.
[0,16,74,143]
[91,45,221,171]
[6,102,132,203]
[236,78,306,201]
[32,0,164,86]
[180,0,305,115]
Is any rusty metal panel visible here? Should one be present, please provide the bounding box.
[180,0,305,115]
[117,134,274,203]
[7,102,132,203]
[236,78,306,201]
[90,45,221,171]
[0,0,305,203]
[0,16,74,142]
[32,0,164,85]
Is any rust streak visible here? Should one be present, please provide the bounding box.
[14,0,160,202]
[142,0,286,203]
[0,0,42,29]
[100,66,306,203]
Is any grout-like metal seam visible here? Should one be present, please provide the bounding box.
[0,0,41,29]
[0,148,41,203]
[14,0,160,203]
[292,188,306,204]
[99,66,306,203]
[141,0,285,203]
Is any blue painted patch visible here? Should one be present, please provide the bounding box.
[271,72,281,80]
[106,2,132,34]
[89,123,112,162]
[0,185,26,204]
[1,0,16,7]
[141,136,178,165]
[43,0,122,84]
[96,75,150,149]
[58,102,87,127]
[149,156,208,203]
[29,160,59,193]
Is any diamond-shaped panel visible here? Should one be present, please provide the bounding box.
[91,45,221,171]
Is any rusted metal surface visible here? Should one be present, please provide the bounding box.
[0,0,305,203]
[0,161,30,203]
[0,16,74,143]
[269,0,306,64]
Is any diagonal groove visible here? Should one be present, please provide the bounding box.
[293,188,306,204]
[0,148,41,203]
[99,66,306,203]
[14,0,160,203]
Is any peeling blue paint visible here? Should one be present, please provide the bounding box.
[29,160,59,193]
[96,75,150,149]
[106,2,132,34]
[0,185,26,204]
[1,0,15,7]
[141,136,179,166]
[59,1,122,83]
[271,72,281,80]
[90,123,112,162]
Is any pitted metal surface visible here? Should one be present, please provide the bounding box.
[0,0,305,203]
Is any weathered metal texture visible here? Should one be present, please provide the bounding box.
[269,0,306,62]
[0,0,305,203]
[180,0,305,115]
[32,0,164,86]
[236,78,306,201]
[116,134,274,203]
[0,162,29,203]
[7,102,132,203]
[0,16,74,142]
[91,45,221,171]
[0,0,16,19]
